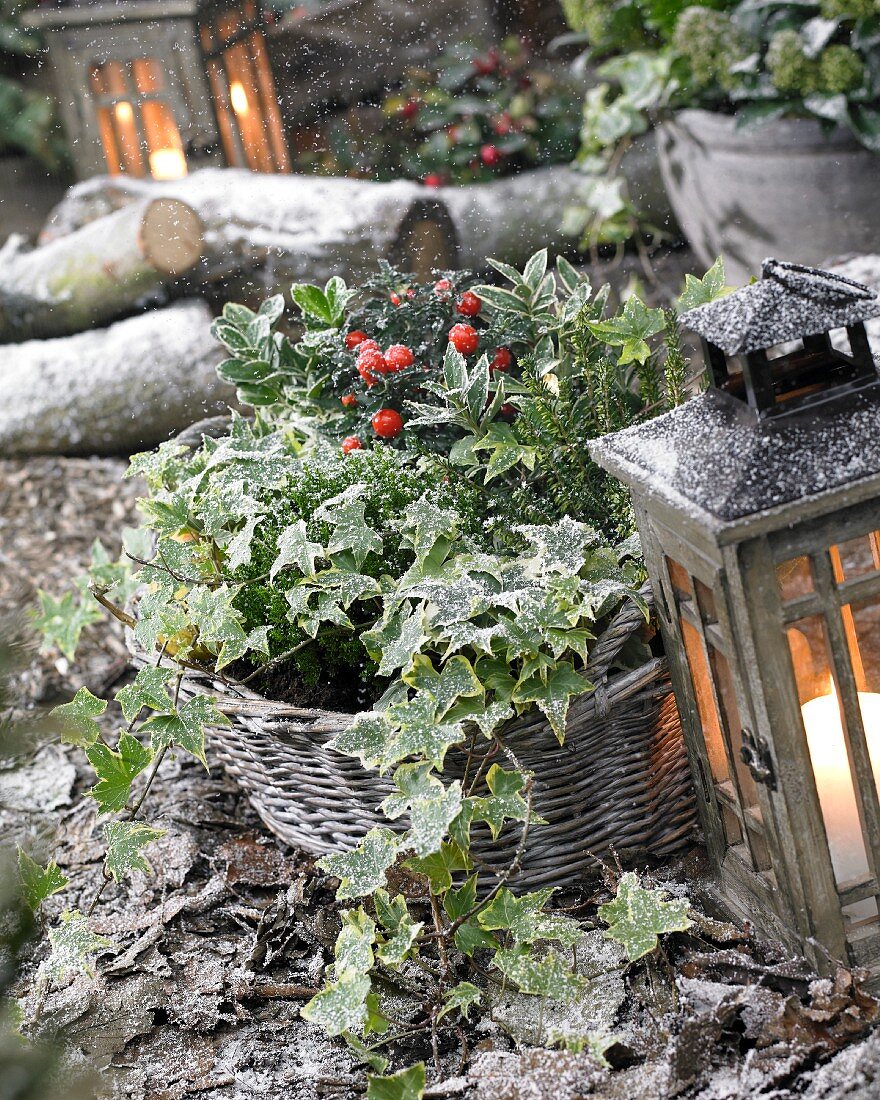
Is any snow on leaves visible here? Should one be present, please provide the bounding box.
[301,971,371,1038]
[380,763,463,858]
[86,732,152,813]
[140,694,230,766]
[103,821,166,881]
[50,687,108,747]
[270,519,321,581]
[17,850,68,912]
[319,828,400,901]
[41,910,115,982]
[598,872,693,961]
[115,667,175,723]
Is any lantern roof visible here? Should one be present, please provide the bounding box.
[682,259,880,357]
[589,385,880,532]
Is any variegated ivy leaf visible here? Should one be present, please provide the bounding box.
[50,688,107,747]
[472,765,533,841]
[478,887,581,950]
[133,586,191,655]
[494,945,585,1001]
[115,667,175,723]
[315,487,383,566]
[343,1033,389,1075]
[318,828,400,901]
[32,585,105,662]
[186,586,248,669]
[246,625,272,656]
[366,1063,425,1100]
[301,589,354,638]
[225,516,261,571]
[334,908,376,975]
[103,821,166,881]
[402,654,483,721]
[314,570,382,608]
[41,910,115,982]
[512,662,590,743]
[598,872,692,961]
[438,982,482,1023]
[383,694,465,771]
[443,876,497,956]
[271,519,322,581]
[414,574,493,629]
[364,607,428,678]
[441,621,500,658]
[473,700,514,738]
[330,711,395,769]
[380,763,462,859]
[140,694,230,765]
[515,517,599,577]
[398,499,460,560]
[376,912,423,969]
[17,850,68,912]
[86,732,152,814]
[406,839,471,895]
[301,971,371,1038]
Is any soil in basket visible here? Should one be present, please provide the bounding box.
[232,654,384,712]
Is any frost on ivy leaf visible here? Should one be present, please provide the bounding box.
[316,489,383,567]
[50,687,108,747]
[400,498,460,558]
[494,945,585,1001]
[115,667,175,723]
[330,711,395,769]
[478,887,579,949]
[515,517,599,577]
[598,872,692,961]
[512,662,589,743]
[380,762,462,858]
[301,971,371,1038]
[439,982,482,1022]
[406,839,470,894]
[41,910,115,982]
[140,694,230,765]
[186,586,249,668]
[103,821,166,881]
[33,586,103,661]
[17,850,67,912]
[366,1063,426,1100]
[373,890,423,968]
[472,765,536,840]
[365,607,428,678]
[270,519,322,580]
[86,732,152,813]
[334,908,376,975]
[382,693,465,771]
[318,828,400,901]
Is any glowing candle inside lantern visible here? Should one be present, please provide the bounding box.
[115,101,134,125]
[230,80,249,116]
[802,678,880,886]
[149,147,188,180]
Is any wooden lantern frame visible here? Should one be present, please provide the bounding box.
[591,261,880,981]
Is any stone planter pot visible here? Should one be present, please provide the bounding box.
[656,109,880,286]
[0,154,68,244]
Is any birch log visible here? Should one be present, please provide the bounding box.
[0,300,231,457]
[0,197,203,342]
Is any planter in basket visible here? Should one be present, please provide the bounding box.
[37,251,728,1075]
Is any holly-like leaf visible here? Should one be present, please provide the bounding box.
[17,850,67,912]
[50,688,107,747]
[318,828,400,901]
[366,1063,425,1100]
[380,763,462,858]
[598,872,692,961]
[587,296,665,365]
[675,257,728,312]
[334,908,376,975]
[41,910,115,981]
[271,519,322,580]
[115,667,175,722]
[472,765,531,840]
[438,982,482,1023]
[86,732,152,813]
[103,821,166,881]
[140,694,230,765]
[32,587,103,661]
[302,971,371,1037]
[494,945,585,1000]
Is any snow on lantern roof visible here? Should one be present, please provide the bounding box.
[682,258,880,357]
[589,385,880,527]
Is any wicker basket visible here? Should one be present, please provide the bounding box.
[131,583,696,889]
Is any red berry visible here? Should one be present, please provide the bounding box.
[457,291,482,317]
[401,99,420,120]
[385,344,414,372]
[434,278,452,296]
[492,112,513,136]
[341,393,357,408]
[358,348,388,376]
[481,144,501,167]
[500,402,517,418]
[345,330,368,350]
[447,125,460,144]
[423,173,444,189]
[406,287,416,299]
[449,323,479,355]
[491,347,513,372]
[341,436,363,454]
[390,292,402,307]
[473,53,498,75]
[356,339,380,355]
[371,408,404,440]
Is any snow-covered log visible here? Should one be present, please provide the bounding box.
[0,197,203,342]
[0,300,231,457]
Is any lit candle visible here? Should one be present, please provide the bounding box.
[802,679,880,889]
[230,80,249,117]
[149,147,188,180]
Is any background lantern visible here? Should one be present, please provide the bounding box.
[590,260,880,977]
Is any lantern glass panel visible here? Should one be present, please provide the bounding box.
[833,533,880,582]
[776,556,814,602]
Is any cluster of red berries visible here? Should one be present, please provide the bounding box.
[345,332,416,387]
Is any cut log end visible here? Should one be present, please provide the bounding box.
[391,199,459,281]
[139,198,204,276]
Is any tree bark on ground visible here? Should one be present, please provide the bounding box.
[0,198,202,343]
[0,300,231,456]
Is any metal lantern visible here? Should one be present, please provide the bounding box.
[590,259,880,978]
[26,0,289,180]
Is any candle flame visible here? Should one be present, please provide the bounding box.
[115,101,134,125]
[149,146,188,181]
[230,81,249,116]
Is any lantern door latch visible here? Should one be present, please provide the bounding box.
[740,728,776,790]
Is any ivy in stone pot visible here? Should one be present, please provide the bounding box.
[27,252,724,1092]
